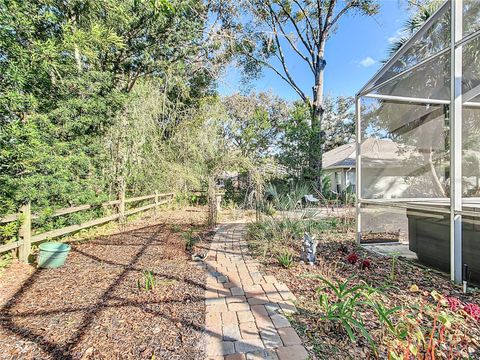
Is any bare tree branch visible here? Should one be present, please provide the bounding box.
[244,51,307,104]
[322,0,337,37]
[267,4,315,73]
[267,12,309,104]
[327,0,357,34]
[275,1,314,59]
[292,0,316,49]
[316,0,323,44]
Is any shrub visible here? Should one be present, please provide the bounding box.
[247,217,338,257]
[182,229,199,252]
[276,251,294,268]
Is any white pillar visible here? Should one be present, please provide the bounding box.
[450,0,463,284]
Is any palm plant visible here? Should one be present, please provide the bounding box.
[386,0,443,59]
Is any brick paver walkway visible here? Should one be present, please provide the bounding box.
[203,223,309,360]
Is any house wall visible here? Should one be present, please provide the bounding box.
[325,167,409,198]
[325,169,344,193]
[325,168,355,194]
[361,168,411,199]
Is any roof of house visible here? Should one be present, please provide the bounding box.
[323,138,411,170]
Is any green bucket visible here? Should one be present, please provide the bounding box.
[38,242,71,268]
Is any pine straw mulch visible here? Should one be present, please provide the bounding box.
[248,228,480,360]
[0,210,213,360]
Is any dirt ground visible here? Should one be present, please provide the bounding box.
[248,227,480,359]
[0,208,211,360]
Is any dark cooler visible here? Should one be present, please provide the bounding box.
[407,209,480,284]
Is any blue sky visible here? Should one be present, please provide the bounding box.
[218,1,410,100]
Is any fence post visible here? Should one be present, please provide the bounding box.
[18,201,31,263]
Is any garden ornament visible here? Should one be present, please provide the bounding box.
[302,232,318,265]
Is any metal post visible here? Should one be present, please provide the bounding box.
[450,0,463,284]
[355,96,362,244]
[18,201,31,263]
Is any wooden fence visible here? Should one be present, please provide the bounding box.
[0,191,174,262]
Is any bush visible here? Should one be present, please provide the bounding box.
[181,229,199,252]
[247,215,340,258]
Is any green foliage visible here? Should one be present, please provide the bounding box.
[276,99,354,184]
[389,251,400,282]
[0,0,231,237]
[316,276,377,348]
[247,215,337,256]
[137,270,156,291]
[276,251,294,268]
[222,92,288,160]
[182,228,199,252]
[170,224,181,233]
[314,276,380,352]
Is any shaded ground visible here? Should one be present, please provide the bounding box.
[0,209,211,360]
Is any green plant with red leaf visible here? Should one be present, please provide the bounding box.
[387,291,470,360]
[463,303,480,321]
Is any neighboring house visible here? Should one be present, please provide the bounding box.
[322,142,356,194]
[323,138,424,198]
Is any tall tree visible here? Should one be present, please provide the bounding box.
[222,92,288,160]
[232,0,378,190]
[0,0,230,214]
[277,96,354,179]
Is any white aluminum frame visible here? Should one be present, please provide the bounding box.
[358,1,450,96]
[450,0,463,284]
[355,0,480,284]
[355,96,362,244]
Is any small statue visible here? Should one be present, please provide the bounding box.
[301,233,318,265]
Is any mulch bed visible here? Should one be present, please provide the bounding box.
[360,231,401,244]
[0,213,211,360]
[248,229,480,359]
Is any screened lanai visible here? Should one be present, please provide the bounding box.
[355,0,480,285]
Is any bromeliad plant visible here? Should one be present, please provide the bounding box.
[137,270,156,291]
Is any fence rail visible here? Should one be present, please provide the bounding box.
[0,191,174,261]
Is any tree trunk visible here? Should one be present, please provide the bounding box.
[310,44,326,192]
[425,147,447,197]
[207,175,217,226]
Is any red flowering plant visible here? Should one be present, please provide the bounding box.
[463,303,480,321]
[346,253,359,264]
[360,258,372,270]
[446,296,462,311]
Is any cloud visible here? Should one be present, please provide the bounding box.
[359,56,376,67]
